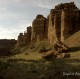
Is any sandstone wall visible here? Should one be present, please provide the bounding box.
[16,26,32,47]
[61,10,73,41]
[24,26,32,45]
[55,2,78,10]
[31,14,47,42]
[61,10,80,41]
[16,33,24,47]
[48,9,61,44]
[48,13,55,43]
[48,2,80,44]
[16,2,80,46]
[54,13,61,41]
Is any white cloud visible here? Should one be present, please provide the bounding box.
[0,0,80,39]
[0,23,31,39]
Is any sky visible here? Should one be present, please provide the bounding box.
[0,0,80,39]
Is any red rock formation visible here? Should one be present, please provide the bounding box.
[48,9,62,43]
[48,2,80,44]
[16,2,80,47]
[16,26,32,47]
[55,2,78,10]
[61,10,80,41]
[31,14,48,42]
[24,26,32,45]
[16,33,24,47]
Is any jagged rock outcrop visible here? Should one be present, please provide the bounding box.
[16,14,48,47]
[16,26,32,47]
[24,26,32,45]
[31,14,48,42]
[61,9,80,41]
[16,33,24,47]
[48,2,80,44]
[16,2,80,47]
[48,10,61,44]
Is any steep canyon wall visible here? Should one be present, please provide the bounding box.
[16,2,80,46]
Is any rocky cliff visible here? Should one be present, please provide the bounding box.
[16,26,32,47]
[48,2,80,43]
[16,2,80,47]
[31,15,48,42]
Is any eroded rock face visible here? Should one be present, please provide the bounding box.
[31,14,48,42]
[16,26,32,47]
[55,2,78,10]
[16,33,24,47]
[61,10,80,41]
[48,2,80,44]
[16,2,80,47]
[24,26,32,45]
[48,9,61,44]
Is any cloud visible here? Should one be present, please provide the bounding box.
[0,0,80,39]
[0,23,31,39]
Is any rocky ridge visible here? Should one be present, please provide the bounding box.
[16,2,80,47]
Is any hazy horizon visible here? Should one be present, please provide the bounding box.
[0,0,80,39]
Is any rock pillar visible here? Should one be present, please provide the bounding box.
[61,10,73,41]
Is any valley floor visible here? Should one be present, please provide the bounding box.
[0,49,80,79]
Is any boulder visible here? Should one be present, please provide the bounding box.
[41,50,57,60]
[41,41,70,59]
[56,41,69,53]
[57,53,70,58]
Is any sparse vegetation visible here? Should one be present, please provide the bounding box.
[0,35,80,79]
[0,37,80,79]
[0,57,80,79]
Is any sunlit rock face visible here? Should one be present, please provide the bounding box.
[48,2,80,44]
[16,2,80,46]
[31,14,48,42]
